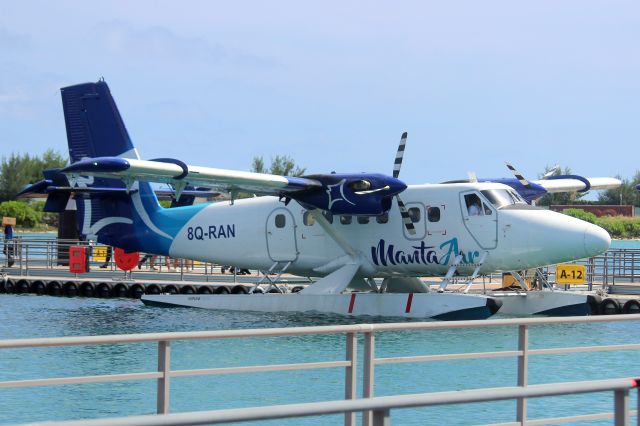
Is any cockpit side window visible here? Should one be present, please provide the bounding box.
[303,211,315,226]
[464,193,484,216]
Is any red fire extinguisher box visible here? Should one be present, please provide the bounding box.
[69,246,88,273]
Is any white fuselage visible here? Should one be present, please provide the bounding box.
[167,182,610,278]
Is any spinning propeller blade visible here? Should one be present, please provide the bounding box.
[392,131,415,235]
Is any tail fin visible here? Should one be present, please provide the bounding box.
[61,80,138,162]
[61,80,178,253]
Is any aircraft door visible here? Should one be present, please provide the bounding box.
[460,192,498,249]
[266,209,299,262]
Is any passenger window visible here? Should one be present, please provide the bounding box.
[408,207,421,223]
[483,203,492,215]
[303,211,315,226]
[275,214,286,228]
[340,215,352,225]
[428,207,441,222]
[464,194,484,216]
[323,211,334,224]
[357,216,370,224]
[376,213,389,224]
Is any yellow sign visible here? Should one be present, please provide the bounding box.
[93,246,109,263]
[556,264,586,284]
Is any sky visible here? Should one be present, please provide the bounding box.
[1,1,638,190]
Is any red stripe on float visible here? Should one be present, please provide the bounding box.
[405,293,414,313]
[348,293,356,314]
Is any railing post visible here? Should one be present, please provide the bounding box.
[157,340,171,414]
[25,243,29,276]
[345,332,357,426]
[517,324,528,424]
[613,388,629,426]
[604,252,609,289]
[372,409,390,426]
[362,331,375,426]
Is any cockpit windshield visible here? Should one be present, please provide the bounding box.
[481,189,527,209]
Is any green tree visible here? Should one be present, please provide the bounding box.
[251,157,266,174]
[0,149,67,201]
[0,201,43,228]
[536,166,587,206]
[598,171,640,206]
[251,155,306,176]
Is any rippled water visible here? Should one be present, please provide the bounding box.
[1,295,639,425]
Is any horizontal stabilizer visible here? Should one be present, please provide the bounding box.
[43,192,71,212]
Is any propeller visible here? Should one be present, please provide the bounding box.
[542,165,560,179]
[392,132,416,235]
[505,162,531,188]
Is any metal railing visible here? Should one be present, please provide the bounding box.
[0,236,310,285]
[33,378,640,426]
[542,248,640,291]
[3,237,640,290]
[1,315,640,425]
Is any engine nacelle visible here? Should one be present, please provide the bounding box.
[290,172,406,215]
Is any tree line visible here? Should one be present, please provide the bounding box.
[0,150,67,228]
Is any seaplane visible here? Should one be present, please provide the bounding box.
[21,80,621,320]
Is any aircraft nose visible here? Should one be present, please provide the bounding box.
[583,224,611,257]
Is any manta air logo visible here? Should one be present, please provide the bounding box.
[326,179,355,209]
[371,238,481,267]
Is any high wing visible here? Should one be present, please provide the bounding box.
[62,157,323,196]
[486,163,623,203]
[532,176,622,193]
[60,154,409,217]
[53,81,411,219]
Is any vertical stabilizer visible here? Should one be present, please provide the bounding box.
[61,80,138,161]
[60,80,177,253]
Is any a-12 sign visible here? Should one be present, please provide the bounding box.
[556,264,586,284]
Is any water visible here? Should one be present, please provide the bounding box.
[611,239,640,249]
[0,295,639,425]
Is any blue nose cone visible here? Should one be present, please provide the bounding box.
[387,177,407,195]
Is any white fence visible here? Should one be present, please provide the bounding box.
[1,315,640,425]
